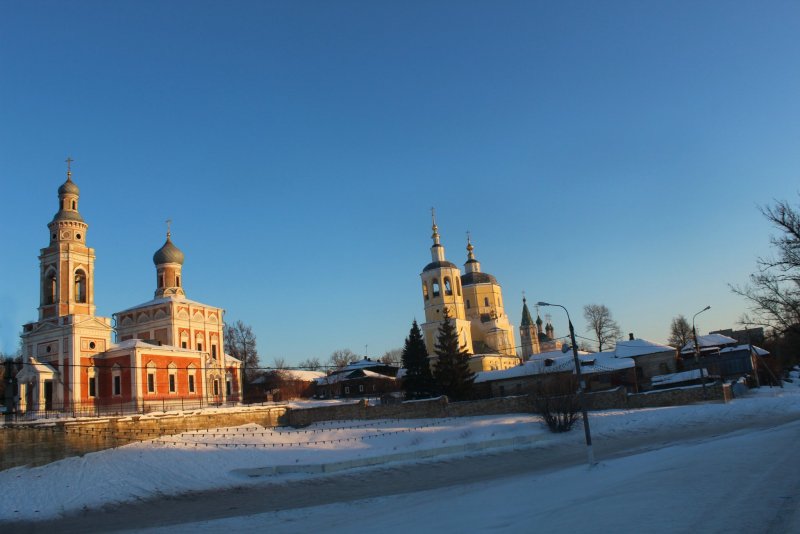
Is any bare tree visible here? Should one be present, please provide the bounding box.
[224,320,260,387]
[298,357,322,371]
[583,304,622,352]
[668,315,692,349]
[272,357,287,370]
[379,348,403,366]
[328,348,358,369]
[732,197,800,335]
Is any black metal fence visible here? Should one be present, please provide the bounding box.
[5,395,245,422]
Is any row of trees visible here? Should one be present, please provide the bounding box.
[401,311,475,401]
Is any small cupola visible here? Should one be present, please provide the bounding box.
[153,223,186,298]
[153,233,185,266]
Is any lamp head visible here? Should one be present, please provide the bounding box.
[703,305,711,311]
[537,301,551,307]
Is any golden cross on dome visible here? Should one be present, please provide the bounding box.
[166,218,172,238]
[65,156,74,179]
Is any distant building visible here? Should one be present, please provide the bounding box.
[475,349,636,397]
[681,334,771,382]
[315,358,400,398]
[709,327,765,346]
[519,297,562,358]
[608,335,678,391]
[16,165,241,415]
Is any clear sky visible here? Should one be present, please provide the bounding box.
[1,1,798,363]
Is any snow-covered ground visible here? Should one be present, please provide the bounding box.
[2,383,800,531]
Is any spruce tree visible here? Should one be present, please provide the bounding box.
[400,320,436,399]
[433,309,475,401]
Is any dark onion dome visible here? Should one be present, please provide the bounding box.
[51,209,85,223]
[461,271,498,286]
[58,177,80,196]
[422,260,458,272]
[153,235,185,265]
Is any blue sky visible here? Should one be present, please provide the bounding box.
[1,1,798,363]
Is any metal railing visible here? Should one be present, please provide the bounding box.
[5,395,244,422]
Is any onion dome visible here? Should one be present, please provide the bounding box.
[153,233,185,265]
[461,271,498,285]
[58,176,80,195]
[423,260,457,272]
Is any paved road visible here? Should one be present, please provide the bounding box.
[5,411,799,533]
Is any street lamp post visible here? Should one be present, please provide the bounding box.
[538,302,595,466]
[692,305,711,399]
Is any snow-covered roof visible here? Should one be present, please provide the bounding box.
[314,368,397,385]
[681,334,738,352]
[339,358,386,371]
[16,358,56,381]
[614,339,676,358]
[114,295,218,315]
[106,339,199,353]
[224,353,242,365]
[718,344,769,356]
[476,351,633,383]
[651,369,705,386]
[278,369,326,381]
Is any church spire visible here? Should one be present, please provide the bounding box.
[429,207,446,262]
[521,296,534,327]
[464,231,481,274]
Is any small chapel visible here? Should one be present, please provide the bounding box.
[16,162,242,414]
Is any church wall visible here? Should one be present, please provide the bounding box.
[94,354,135,404]
[139,353,205,399]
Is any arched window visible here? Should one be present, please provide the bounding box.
[71,200,76,210]
[422,282,429,300]
[176,275,181,287]
[432,278,441,297]
[75,269,87,303]
[466,299,471,309]
[158,273,165,288]
[484,297,490,307]
[444,277,453,296]
[44,271,57,305]
[456,278,462,296]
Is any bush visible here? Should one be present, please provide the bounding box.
[533,378,581,433]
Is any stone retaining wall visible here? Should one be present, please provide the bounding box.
[1,383,730,471]
[0,406,287,471]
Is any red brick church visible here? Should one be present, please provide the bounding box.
[16,163,242,415]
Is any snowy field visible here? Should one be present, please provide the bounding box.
[2,383,800,531]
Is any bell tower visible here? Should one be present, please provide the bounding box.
[519,296,540,359]
[39,158,97,319]
[419,210,472,358]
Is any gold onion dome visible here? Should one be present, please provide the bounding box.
[153,233,185,265]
